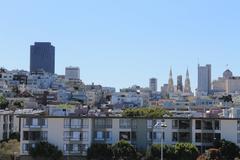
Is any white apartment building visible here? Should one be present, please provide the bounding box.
[111,92,144,108]
[65,67,80,81]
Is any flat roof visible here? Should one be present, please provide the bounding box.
[16,115,240,120]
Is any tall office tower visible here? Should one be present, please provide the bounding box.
[184,69,192,93]
[168,68,174,93]
[30,42,55,74]
[65,67,80,81]
[177,75,183,92]
[198,64,211,95]
[149,78,158,92]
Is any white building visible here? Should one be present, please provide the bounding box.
[213,69,240,95]
[111,92,144,108]
[65,67,80,81]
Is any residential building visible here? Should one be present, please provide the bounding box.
[19,116,240,158]
[30,42,55,74]
[65,67,80,81]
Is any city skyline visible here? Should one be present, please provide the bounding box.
[1,1,240,90]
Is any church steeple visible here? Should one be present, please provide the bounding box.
[168,67,174,93]
[184,68,192,94]
[186,68,189,79]
[169,67,173,78]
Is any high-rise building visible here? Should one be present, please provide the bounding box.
[198,64,211,95]
[177,75,183,92]
[30,42,55,74]
[168,68,174,94]
[149,78,157,92]
[65,67,80,81]
[184,69,192,94]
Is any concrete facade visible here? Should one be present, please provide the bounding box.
[19,116,240,158]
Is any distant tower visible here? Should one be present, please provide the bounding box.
[177,75,183,92]
[149,78,158,92]
[198,64,211,95]
[30,42,55,74]
[168,68,174,93]
[184,69,192,93]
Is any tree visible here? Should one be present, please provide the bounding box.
[146,144,176,160]
[0,96,8,109]
[214,139,240,160]
[174,143,199,160]
[87,143,113,160]
[13,101,24,109]
[112,140,137,160]
[0,139,19,160]
[122,107,172,118]
[29,142,63,160]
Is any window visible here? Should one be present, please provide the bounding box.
[22,144,35,153]
[132,119,137,129]
[95,119,105,128]
[214,120,220,130]
[71,119,81,128]
[119,132,131,141]
[203,120,213,130]
[82,119,89,128]
[64,131,88,141]
[172,120,178,129]
[172,132,178,142]
[195,120,202,130]
[105,131,112,141]
[153,132,161,140]
[81,132,88,141]
[237,121,240,131]
[23,131,47,141]
[32,118,38,127]
[202,133,213,143]
[105,119,112,128]
[95,131,104,140]
[195,133,201,143]
[179,132,190,142]
[214,133,221,141]
[64,119,70,128]
[179,120,190,129]
[238,133,240,144]
[120,119,131,129]
[147,120,153,129]
[41,131,48,141]
[72,132,80,140]
[25,118,47,128]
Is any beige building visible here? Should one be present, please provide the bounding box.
[19,115,240,159]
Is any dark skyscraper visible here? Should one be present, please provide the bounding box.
[30,42,55,74]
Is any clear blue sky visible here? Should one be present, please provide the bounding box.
[1,0,240,91]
